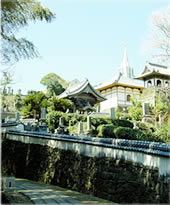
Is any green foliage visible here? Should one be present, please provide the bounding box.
[47,97,73,113]
[127,94,143,122]
[40,73,67,88]
[111,119,134,128]
[91,117,111,128]
[1,71,13,94]
[154,121,170,143]
[114,126,165,142]
[64,113,87,126]
[40,73,67,97]
[20,91,48,119]
[68,123,79,135]
[14,94,22,111]
[2,0,55,64]
[115,108,122,119]
[135,122,154,135]
[91,117,133,129]
[150,92,169,124]
[46,111,87,132]
[97,124,117,138]
[114,127,138,140]
[20,89,73,120]
[46,111,62,131]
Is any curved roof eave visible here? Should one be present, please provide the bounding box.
[135,71,170,80]
[58,79,106,102]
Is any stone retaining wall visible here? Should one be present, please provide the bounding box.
[2,131,170,203]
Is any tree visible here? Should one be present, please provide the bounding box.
[47,97,73,113]
[20,91,49,120]
[1,71,13,95]
[40,73,66,97]
[127,94,143,122]
[149,6,170,64]
[1,0,55,65]
[19,90,73,120]
[150,89,169,125]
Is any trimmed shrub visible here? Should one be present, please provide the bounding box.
[91,117,111,129]
[97,124,117,138]
[114,126,165,142]
[111,119,134,128]
[135,122,154,134]
[62,113,87,126]
[114,127,139,140]
[91,117,133,129]
[46,111,63,131]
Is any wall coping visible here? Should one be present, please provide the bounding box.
[7,130,170,158]
[1,122,18,127]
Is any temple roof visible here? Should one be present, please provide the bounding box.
[58,79,106,102]
[95,72,143,91]
[135,62,170,80]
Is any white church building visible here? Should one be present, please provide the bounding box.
[95,48,144,113]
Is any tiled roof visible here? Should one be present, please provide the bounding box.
[58,79,106,102]
[95,72,143,90]
[135,62,170,80]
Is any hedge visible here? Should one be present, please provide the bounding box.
[46,111,165,142]
[97,124,117,138]
[91,117,133,129]
[111,119,133,128]
[114,127,139,140]
[114,127,165,142]
[135,122,154,134]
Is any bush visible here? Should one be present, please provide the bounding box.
[153,125,170,143]
[46,111,87,132]
[114,127,139,140]
[111,119,134,128]
[91,117,111,128]
[135,122,154,134]
[91,117,133,129]
[64,113,87,126]
[46,111,63,131]
[114,126,165,142]
[97,124,117,138]
[144,133,165,143]
[68,123,79,135]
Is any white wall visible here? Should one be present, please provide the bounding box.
[5,133,170,177]
[100,97,118,112]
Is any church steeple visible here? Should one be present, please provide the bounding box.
[123,47,129,67]
[120,46,134,79]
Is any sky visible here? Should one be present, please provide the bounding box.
[7,0,170,94]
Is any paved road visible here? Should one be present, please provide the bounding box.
[13,178,116,204]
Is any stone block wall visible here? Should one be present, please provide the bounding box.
[2,138,169,204]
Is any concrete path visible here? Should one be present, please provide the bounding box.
[13,178,116,204]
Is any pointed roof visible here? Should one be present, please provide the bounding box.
[120,47,130,78]
[95,47,143,92]
[122,47,129,68]
[135,62,170,80]
[58,79,106,102]
[95,72,143,92]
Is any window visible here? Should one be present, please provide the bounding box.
[147,80,152,87]
[165,81,169,87]
[127,95,131,102]
[157,80,161,87]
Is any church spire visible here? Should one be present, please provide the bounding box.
[120,46,133,79]
[122,46,129,68]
